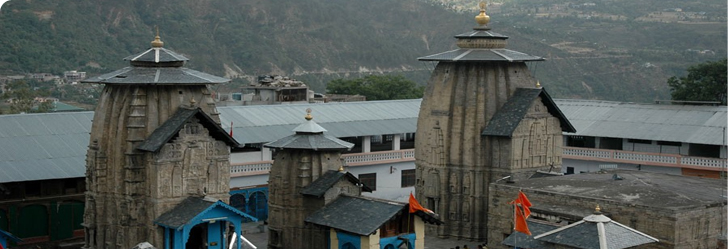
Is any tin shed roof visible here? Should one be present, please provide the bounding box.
[554,99,727,145]
[0,112,93,183]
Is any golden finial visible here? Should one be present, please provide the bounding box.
[536,81,542,88]
[595,204,601,213]
[151,27,164,48]
[305,108,313,121]
[338,164,344,172]
[475,1,490,26]
[189,98,197,107]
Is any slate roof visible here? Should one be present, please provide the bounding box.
[124,47,189,63]
[263,115,354,151]
[154,197,256,229]
[304,195,409,236]
[454,29,509,39]
[264,133,353,151]
[0,112,93,183]
[83,44,228,85]
[554,99,727,145]
[502,221,557,248]
[482,88,575,137]
[533,211,659,249]
[82,67,229,85]
[418,48,543,62]
[300,170,372,197]
[137,107,241,152]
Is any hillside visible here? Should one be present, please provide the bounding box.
[0,0,725,102]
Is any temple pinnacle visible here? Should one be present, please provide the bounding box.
[305,108,313,121]
[475,1,490,27]
[151,27,164,48]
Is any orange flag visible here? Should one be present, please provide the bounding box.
[510,191,532,235]
[409,193,433,214]
[514,203,531,235]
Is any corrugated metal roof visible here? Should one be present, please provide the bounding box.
[218,99,421,144]
[0,112,93,183]
[554,99,727,145]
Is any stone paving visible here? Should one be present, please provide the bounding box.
[238,222,490,249]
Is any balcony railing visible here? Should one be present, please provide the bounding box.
[563,146,727,171]
[230,149,416,176]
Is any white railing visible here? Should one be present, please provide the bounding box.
[614,151,678,164]
[563,147,612,159]
[342,149,415,165]
[563,147,727,170]
[230,149,416,176]
[230,161,273,175]
[682,157,727,168]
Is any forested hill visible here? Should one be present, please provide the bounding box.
[0,0,725,102]
[0,0,470,81]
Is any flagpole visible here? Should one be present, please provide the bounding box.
[513,202,518,249]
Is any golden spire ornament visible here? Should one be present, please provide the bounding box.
[305,108,313,121]
[151,27,164,48]
[475,1,490,27]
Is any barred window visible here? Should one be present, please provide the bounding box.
[401,169,416,187]
[359,173,377,191]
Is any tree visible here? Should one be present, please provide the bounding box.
[667,59,727,105]
[1,81,54,114]
[326,75,424,101]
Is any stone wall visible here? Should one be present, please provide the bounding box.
[487,184,726,249]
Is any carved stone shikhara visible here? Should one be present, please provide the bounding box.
[81,36,233,249]
[414,9,573,240]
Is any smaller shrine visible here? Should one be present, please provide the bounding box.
[265,109,442,249]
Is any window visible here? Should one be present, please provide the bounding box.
[401,169,416,187]
[359,173,377,191]
[627,139,652,144]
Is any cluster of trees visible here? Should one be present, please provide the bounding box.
[668,59,726,105]
[326,75,424,101]
[1,81,54,114]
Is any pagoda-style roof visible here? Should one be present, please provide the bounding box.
[82,33,229,85]
[264,109,354,151]
[533,207,659,249]
[418,4,543,62]
[418,48,543,62]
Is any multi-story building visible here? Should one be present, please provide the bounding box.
[556,99,727,178]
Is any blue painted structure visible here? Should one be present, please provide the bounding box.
[155,200,258,249]
[337,232,360,249]
[230,186,269,221]
[0,229,21,248]
[380,233,415,249]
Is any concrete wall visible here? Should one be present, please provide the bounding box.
[562,159,682,175]
[347,161,415,203]
[230,174,268,189]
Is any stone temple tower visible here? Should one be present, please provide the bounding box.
[81,33,238,249]
[414,3,575,241]
[264,109,356,249]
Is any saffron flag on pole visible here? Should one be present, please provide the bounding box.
[510,190,532,235]
[409,193,434,214]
